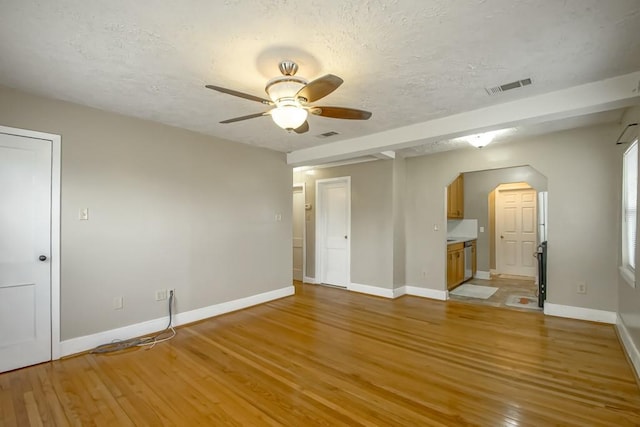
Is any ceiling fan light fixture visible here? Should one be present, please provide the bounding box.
[271,105,308,131]
[265,77,307,103]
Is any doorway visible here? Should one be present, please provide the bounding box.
[0,125,61,372]
[292,184,305,282]
[316,177,351,287]
[495,183,538,278]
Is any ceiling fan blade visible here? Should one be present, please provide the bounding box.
[293,121,309,134]
[205,85,272,104]
[220,112,268,124]
[296,75,343,103]
[311,106,372,120]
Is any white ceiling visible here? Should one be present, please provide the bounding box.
[1,1,639,158]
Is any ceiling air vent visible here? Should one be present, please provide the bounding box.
[485,78,532,95]
[316,131,340,138]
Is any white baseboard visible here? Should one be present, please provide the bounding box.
[405,286,449,301]
[303,276,319,284]
[348,282,395,298]
[59,285,294,357]
[393,286,407,298]
[543,302,617,324]
[616,316,640,381]
[474,271,491,280]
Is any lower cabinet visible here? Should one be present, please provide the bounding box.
[447,240,477,290]
[447,242,465,290]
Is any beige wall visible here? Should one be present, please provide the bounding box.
[392,157,407,286]
[463,166,548,272]
[618,106,640,363]
[293,160,394,288]
[406,123,623,311]
[0,86,292,340]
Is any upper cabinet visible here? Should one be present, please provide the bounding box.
[447,174,464,219]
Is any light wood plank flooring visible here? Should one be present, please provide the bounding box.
[1,282,639,426]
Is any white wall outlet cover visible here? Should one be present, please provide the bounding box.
[480,226,485,232]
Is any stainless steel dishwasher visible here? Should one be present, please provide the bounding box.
[463,240,473,281]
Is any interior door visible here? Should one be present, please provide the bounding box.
[292,186,304,281]
[496,187,537,277]
[0,132,52,373]
[317,178,350,287]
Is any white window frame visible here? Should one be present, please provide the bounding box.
[621,138,638,288]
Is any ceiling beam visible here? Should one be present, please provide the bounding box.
[287,71,640,166]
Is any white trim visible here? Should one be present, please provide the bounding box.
[619,265,635,288]
[405,286,449,301]
[293,182,306,281]
[287,71,640,165]
[616,315,640,381]
[60,285,294,357]
[393,286,407,298]
[543,302,617,324]
[0,125,62,361]
[315,176,351,287]
[347,283,395,298]
[303,276,319,284]
[474,270,491,280]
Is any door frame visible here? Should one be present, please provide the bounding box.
[292,182,306,281]
[495,182,537,277]
[0,124,61,360]
[315,176,351,286]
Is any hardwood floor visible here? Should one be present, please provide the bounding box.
[2,282,640,426]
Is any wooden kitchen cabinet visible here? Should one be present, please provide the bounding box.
[447,174,464,219]
[447,242,464,290]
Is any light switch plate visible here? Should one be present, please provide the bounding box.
[79,208,89,220]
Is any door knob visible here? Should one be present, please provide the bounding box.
[39,255,47,261]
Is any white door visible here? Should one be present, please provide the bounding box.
[292,185,304,281]
[496,187,537,277]
[0,132,52,372]
[316,178,350,287]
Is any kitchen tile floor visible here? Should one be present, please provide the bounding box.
[449,275,541,311]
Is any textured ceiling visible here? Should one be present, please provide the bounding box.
[0,0,639,154]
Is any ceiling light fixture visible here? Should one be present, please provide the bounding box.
[270,104,308,131]
[465,133,495,148]
[459,128,515,148]
[265,72,308,131]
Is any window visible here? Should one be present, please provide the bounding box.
[622,138,638,286]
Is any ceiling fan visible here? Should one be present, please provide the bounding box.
[205,60,372,134]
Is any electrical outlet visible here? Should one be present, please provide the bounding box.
[155,290,167,301]
[113,296,123,310]
[576,281,587,294]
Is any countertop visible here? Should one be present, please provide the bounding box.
[446,237,477,245]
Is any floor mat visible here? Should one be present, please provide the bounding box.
[505,294,540,310]
[449,284,499,299]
